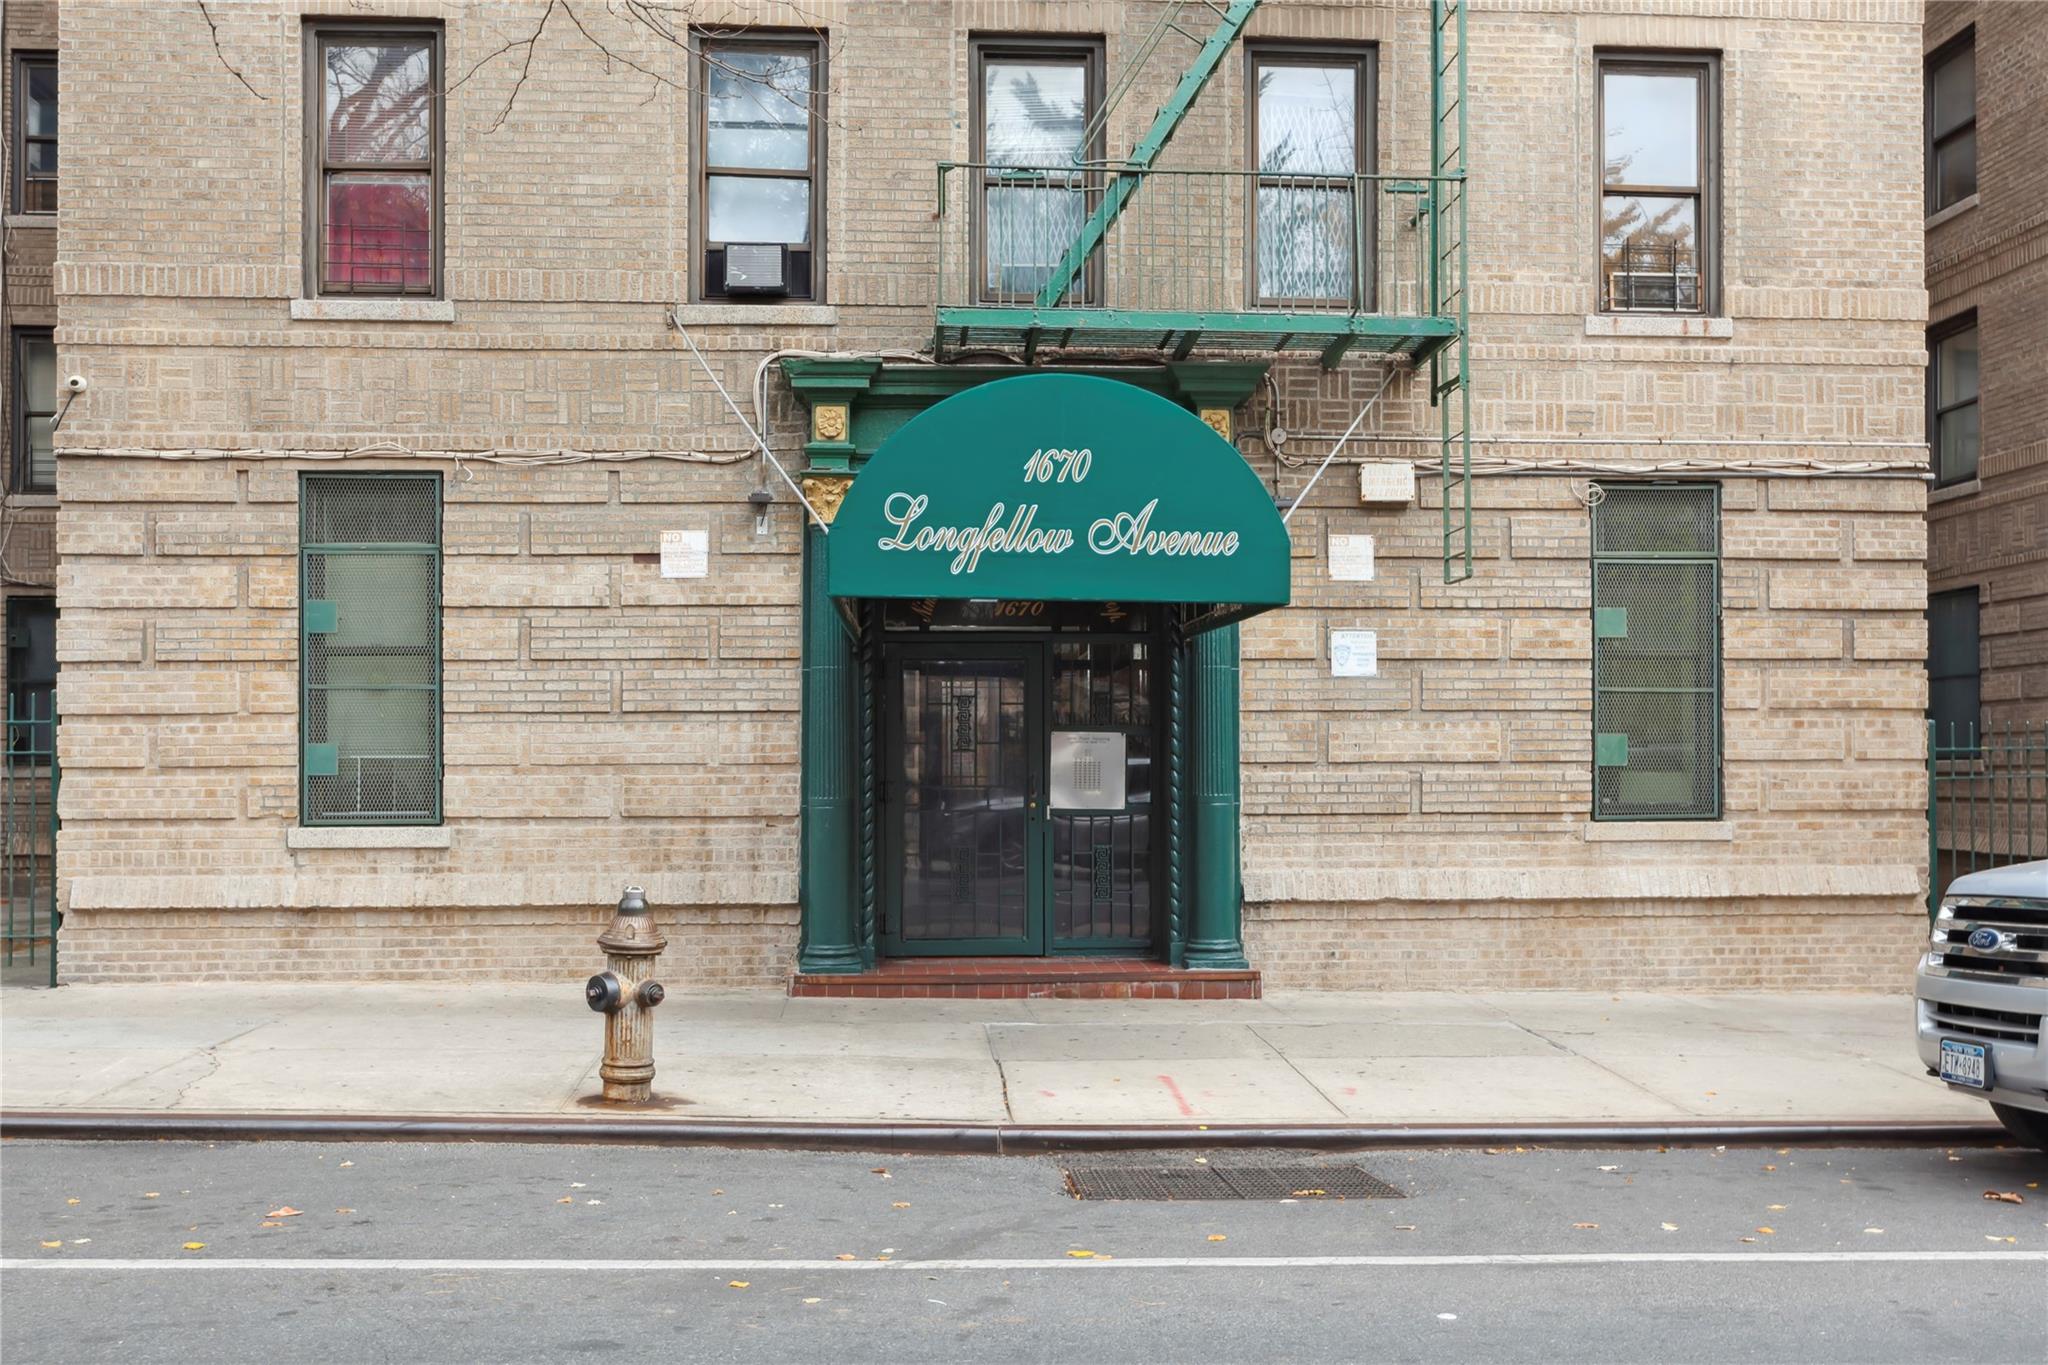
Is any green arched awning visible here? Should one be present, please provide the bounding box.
[824,373,1290,615]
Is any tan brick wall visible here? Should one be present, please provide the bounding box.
[51,0,1933,987]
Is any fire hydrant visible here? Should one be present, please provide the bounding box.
[585,886,667,1103]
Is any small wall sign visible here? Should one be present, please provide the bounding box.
[1050,730,1127,812]
[660,529,708,579]
[1330,629,1379,678]
[1329,533,1376,582]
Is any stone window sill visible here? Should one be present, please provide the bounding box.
[1584,314,1733,339]
[1925,194,1978,231]
[291,298,456,323]
[1928,478,1980,505]
[672,303,839,327]
[1582,820,1734,843]
[4,214,56,230]
[289,826,453,849]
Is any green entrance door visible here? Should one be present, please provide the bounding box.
[883,636,1159,957]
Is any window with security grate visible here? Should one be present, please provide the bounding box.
[300,474,441,825]
[1591,485,1720,820]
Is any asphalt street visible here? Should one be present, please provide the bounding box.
[3,1140,2044,1363]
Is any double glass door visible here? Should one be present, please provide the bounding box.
[884,638,1157,956]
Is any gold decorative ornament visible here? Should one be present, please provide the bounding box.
[1199,408,1232,441]
[813,403,849,443]
[801,473,853,524]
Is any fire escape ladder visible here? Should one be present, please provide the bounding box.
[1431,0,1474,585]
[1032,0,1264,309]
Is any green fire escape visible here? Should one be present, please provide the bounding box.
[931,0,1472,583]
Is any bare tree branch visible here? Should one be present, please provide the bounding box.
[196,0,269,101]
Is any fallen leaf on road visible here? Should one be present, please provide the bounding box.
[1763,1165,1777,1173]
[65,1199,79,1206]
[570,1183,585,1189]
[1661,1223,1679,1232]
[1395,1225,1417,1232]
[1983,1191,2025,1205]
[1756,1227,1775,1235]
[339,1161,353,1168]
[557,1197,573,1205]
[1207,1234,1226,1242]
[892,1202,911,1209]
[1572,1223,1599,1231]
[143,1193,159,1200]
[335,1208,355,1215]
[1777,1149,1790,1156]
[265,1207,302,1219]
[728,1281,749,1289]
[1767,1204,1787,1212]
[711,1189,724,1195]
[182,1242,206,1251]
[802,1298,821,1305]
[1739,1237,1758,1244]
[1987,1236,2016,1244]
[1193,1158,1208,1164]
[1597,1165,1621,1172]
[835,1254,857,1262]
[39,1241,60,1249]
[1067,1250,1097,1259]
[260,1221,283,1228]
[1292,1189,1328,1198]
[875,1255,891,1262]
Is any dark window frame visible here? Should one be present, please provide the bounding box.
[691,30,828,304]
[10,51,56,215]
[302,22,445,299]
[298,472,444,827]
[4,595,57,759]
[969,35,1105,306]
[1925,27,1976,214]
[1928,309,1979,488]
[1590,483,1723,822]
[1927,587,1981,748]
[1596,50,1719,315]
[10,327,56,494]
[1245,43,1377,311]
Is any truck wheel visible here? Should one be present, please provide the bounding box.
[1990,1103,2048,1151]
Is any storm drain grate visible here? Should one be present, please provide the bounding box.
[1065,1164,1405,1201]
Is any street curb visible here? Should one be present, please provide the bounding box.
[0,1111,2011,1154]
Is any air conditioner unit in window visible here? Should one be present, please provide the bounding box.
[725,243,790,295]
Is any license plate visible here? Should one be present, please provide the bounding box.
[1940,1038,1990,1090]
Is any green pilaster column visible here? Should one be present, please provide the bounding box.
[797,524,862,973]
[1186,624,1249,969]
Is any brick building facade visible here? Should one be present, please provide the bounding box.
[1922,0,2047,888]
[40,0,1934,991]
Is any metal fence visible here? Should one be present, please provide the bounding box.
[3,693,59,987]
[935,163,1457,319]
[1929,718,2048,917]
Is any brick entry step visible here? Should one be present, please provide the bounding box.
[788,958,1262,1000]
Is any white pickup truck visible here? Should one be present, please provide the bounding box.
[1916,859,2048,1149]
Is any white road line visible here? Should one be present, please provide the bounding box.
[3,1252,2042,1273]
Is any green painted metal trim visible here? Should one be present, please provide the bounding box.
[1593,606,1629,639]
[303,599,338,635]
[798,525,865,974]
[1186,623,1248,969]
[304,743,339,777]
[1594,733,1629,769]
[939,305,1456,341]
[1033,0,1264,307]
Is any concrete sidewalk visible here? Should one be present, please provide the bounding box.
[0,984,1987,1128]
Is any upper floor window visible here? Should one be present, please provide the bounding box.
[10,329,55,493]
[695,36,824,302]
[973,38,1101,304]
[1251,48,1374,307]
[306,26,441,297]
[1599,53,1716,314]
[11,53,56,214]
[1929,312,1978,487]
[1926,29,1976,213]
